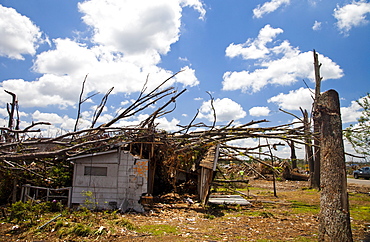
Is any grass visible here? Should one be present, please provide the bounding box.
[109,217,136,230]
[1,183,368,241]
[136,224,178,236]
[252,235,317,242]
[202,213,215,219]
[350,205,370,222]
[348,192,370,222]
[290,200,319,214]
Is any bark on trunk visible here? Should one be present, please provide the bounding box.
[302,109,315,187]
[316,90,353,242]
[312,50,322,190]
[289,140,297,169]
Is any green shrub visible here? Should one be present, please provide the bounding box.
[7,200,64,224]
[8,201,30,223]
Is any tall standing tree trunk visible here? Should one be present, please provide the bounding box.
[316,90,353,242]
[312,50,322,189]
[4,90,17,143]
[302,109,315,187]
[289,140,297,169]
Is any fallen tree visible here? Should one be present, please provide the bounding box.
[0,72,310,204]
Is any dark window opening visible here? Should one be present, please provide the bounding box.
[84,166,107,176]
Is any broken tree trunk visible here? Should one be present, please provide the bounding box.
[302,109,315,187]
[289,140,297,169]
[316,90,353,242]
[312,49,322,190]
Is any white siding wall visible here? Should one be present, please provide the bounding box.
[71,150,148,212]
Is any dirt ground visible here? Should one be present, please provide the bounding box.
[1,179,369,242]
[118,180,369,242]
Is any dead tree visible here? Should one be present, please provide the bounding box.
[288,140,297,169]
[301,108,315,186]
[312,49,322,189]
[3,90,20,142]
[315,90,353,241]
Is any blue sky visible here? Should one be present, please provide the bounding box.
[0,0,370,159]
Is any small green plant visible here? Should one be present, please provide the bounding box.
[72,223,92,236]
[57,222,92,238]
[259,211,274,218]
[203,213,215,219]
[111,217,136,230]
[45,200,64,212]
[54,220,65,231]
[81,190,98,210]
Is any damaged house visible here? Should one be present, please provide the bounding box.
[69,147,149,212]
[69,141,219,211]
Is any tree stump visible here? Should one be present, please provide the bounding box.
[316,90,353,241]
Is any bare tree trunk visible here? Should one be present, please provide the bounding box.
[12,177,17,203]
[289,140,297,169]
[4,90,17,143]
[312,50,322,189]
[316,90,353,242]
[302,109,315,187]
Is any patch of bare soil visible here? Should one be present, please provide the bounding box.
[1,180,369,242]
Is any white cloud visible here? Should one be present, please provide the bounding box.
[268,87,314,111]
[32,110,64,124]
[114,113,149,128]
[0,108,7,118]
[227,137,302,160]
[156,117,181,131]
[198,98,246,122]
[177,66,199,87]
[312,21,322,30]
[15,0,202,109]
[226,25,284,60]
[333,0,370,35]
[32,39,168,95]
[13,37,198,109]
[226,138,260,150]
[180,0,206,20]
[79,0,181,55]
[308,0,320,7]
[0,118,7,127]
[253,0,290,18]
[78,0,205,55]
[34,38,98,76]
[249,106,270,117]
[0,5,45,60]
[223,25,343,93]
[0,76,77,108]
[31,110,87,131]
[341,97,364,124]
